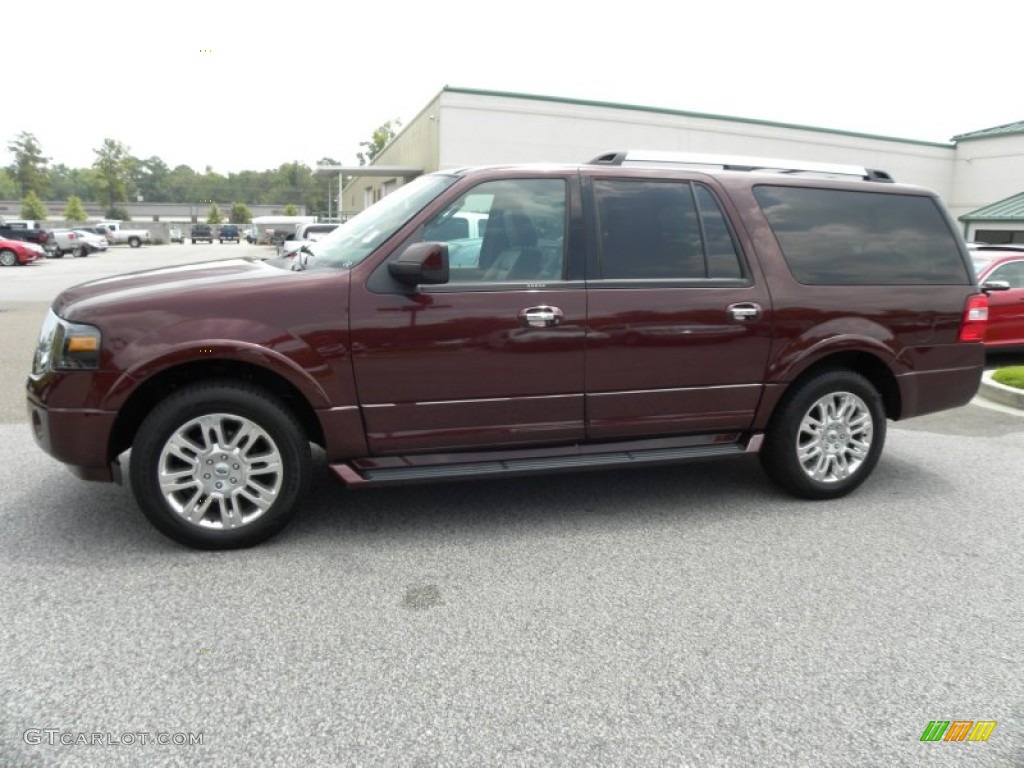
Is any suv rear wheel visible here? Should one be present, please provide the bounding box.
[129,382,311,549]
[760,369,885,499]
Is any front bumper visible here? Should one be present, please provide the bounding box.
[27,389,119,482]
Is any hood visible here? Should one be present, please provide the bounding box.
[53,258,290,321]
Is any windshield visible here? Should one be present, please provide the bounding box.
[303,174,458,270]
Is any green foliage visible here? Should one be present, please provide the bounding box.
[106,205,131,221]
[133,156,171,203]
[7,131,49,197]
[2,142,335,214]
[207,204,223,225]
[0,168,19,199]
[229,202,251,224]
[992,367,1024,390]
[357,119,401,166]
[93,138,133,209]
[21,190,48,220]
[282,204,298,216]
[64,195,88,222]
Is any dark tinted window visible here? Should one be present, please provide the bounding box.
[595,180,744,280]
[754,186,970,285]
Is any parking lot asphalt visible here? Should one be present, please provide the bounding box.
[2,244,1023,767]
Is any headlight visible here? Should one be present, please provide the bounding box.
[33,310,102,374]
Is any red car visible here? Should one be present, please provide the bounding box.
[0,237,45,266]
[972,247,1024,349]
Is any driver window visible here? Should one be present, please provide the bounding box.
[419,178,566,283]
[989,261,1024,289]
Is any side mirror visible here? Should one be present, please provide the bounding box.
[389,242,450,286]
[982,280,1011,293]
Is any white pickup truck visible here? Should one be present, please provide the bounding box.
[95,221,152,248]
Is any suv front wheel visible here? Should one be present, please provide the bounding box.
[129,382,311,549]
[760,370,886,499]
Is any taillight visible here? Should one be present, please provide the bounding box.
[959,293,988,342]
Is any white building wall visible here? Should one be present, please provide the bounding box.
[436,90,957,199]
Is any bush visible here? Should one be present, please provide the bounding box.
[992,366,1024,390]
[106,205,131,221]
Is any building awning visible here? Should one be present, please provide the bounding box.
[314,165,422,179]
[960,190,1024,222]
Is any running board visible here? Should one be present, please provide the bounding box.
[332,438,759,488]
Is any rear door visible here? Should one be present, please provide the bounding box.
[582,174,773,440]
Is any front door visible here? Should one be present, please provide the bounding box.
[350,176,587,455]
[984,260,1024,347]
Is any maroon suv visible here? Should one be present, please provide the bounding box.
[27,151,989,549]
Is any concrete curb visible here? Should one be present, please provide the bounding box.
[978,370,1024,410]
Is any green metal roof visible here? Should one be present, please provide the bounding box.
[952,120,1024,142]
[960,190,1024,222]
[440,86,952,149]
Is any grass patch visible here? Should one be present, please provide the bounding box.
[992,366,1024,389]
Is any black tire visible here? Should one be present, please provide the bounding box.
[759,369,886,500]
[191,239,196,244]
[129,237,141,248]
[72,246,85,258]
[129,381,312,549]
[0,249,17,267]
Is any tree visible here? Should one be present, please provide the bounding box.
[282,204,298,216]
[64,195,88,222]
[133,156,171,203]
[7,131,49,197]
[92,138,133,210]
[0,168,19,199]
[357,119,401,166]
[207,204,223,225]
[229,202,251,224]
[21,190,48,220]
[106,205,131,221]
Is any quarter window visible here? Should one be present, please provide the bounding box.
[754,186,971,285]
[594,180,744,280]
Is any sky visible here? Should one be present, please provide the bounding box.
[4,0,1022,175]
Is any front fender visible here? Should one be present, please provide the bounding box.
[101,318,344,411]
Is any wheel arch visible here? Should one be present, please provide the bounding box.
[108,359,326,460]
[757,350,902,430]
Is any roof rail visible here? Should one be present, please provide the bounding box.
[588,150,895,182]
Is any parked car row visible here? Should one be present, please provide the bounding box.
[186,224,243,244]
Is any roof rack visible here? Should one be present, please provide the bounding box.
[588,150,895,182]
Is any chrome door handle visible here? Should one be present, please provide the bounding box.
[727,302,762,321]
[519,306,564,328]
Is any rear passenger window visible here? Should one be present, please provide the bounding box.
[594,180,744,280]
[754,186,971,285]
